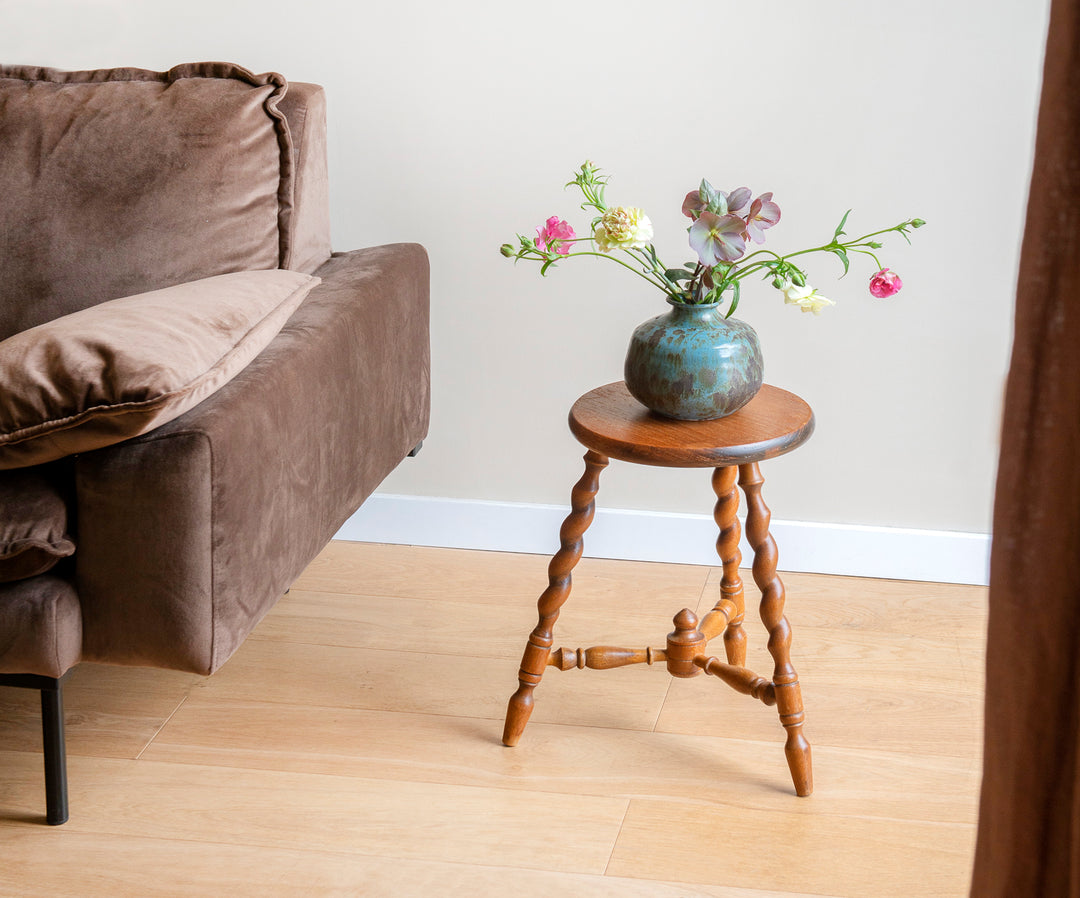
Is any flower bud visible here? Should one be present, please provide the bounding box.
[911,219,926,228]
[790,269,807,287]
[500,243,516,258]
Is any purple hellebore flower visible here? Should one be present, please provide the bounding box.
[682,190,706,219]
[745,192,781,244]
[723,187,752,214]
[689,212,747,266]
[681,184,753,219]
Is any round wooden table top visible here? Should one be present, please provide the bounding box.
[569,382,815,468]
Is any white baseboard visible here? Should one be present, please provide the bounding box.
[335,493,991,586]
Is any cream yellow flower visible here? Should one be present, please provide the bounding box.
[594,206,654,252]
[781,282,836,315]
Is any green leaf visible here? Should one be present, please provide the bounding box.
[830,247,850,276]
[540,258,557,276]
[700,179,726,215]
[833,209,852,241]
[724,281,741,318]
[664,268,693,282]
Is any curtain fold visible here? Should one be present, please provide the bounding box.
[972,1,1080,894]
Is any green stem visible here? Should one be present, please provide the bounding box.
[688,262,704,301]
[628,246,680,293]
[734,248,784,268]
[781,224,909,263]
[727,221,912,283]
[849,247,884,270]
[571,177,607,215]
[725,258,781,284]
[559,250,672,292]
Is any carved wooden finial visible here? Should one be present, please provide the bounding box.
[666,608,705,678]
[673,608,698,632]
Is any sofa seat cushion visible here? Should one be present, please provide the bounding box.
[0,575,81,677]
[0,467,75,582]
[0,270,319,469]
[0,62,297,340]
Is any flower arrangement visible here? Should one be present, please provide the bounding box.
[501,161,924,318]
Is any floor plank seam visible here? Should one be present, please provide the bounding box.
[135,696,983,764]
[652,675,676,733]
[135,694,191,760]
[602,798,632,877]
[112,752,976,828]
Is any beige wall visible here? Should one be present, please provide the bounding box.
[3,0,1049,535]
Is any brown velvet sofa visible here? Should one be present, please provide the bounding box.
[0,63,430,824]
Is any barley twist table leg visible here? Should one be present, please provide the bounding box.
[711,465,747,667]
[739,462,813,797]
[502,450,609,747]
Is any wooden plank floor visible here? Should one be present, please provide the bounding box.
[0,541,987,897]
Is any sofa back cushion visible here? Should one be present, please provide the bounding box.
[0,62,298,341]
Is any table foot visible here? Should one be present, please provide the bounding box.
[778,684,814,797]
[502,450,608,747]
[502,686,535,747]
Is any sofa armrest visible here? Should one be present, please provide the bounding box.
[74,244,430,674]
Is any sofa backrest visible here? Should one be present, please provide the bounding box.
[277,80,332,277]
[0,62,332,341]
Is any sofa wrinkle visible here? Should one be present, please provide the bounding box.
[207,418,218,673]
[259,73,293,269]
[49,583,59,675]
[0,537,75,562]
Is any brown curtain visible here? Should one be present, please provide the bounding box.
[971,2,1080,894]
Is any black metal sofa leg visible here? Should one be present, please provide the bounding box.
[40,681,69,825]
[0,673,70,825]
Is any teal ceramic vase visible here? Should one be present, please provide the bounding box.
[624,299,764,421]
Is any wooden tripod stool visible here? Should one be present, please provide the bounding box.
[502,381,816,796]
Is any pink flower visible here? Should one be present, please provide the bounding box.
[869,268,903,298]
[744,192,780,244]
[535,216,575,256]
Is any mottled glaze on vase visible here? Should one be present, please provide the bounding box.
[624,299,764,421]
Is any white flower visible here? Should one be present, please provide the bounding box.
[780,281,836,315]
[594,206,654,252]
